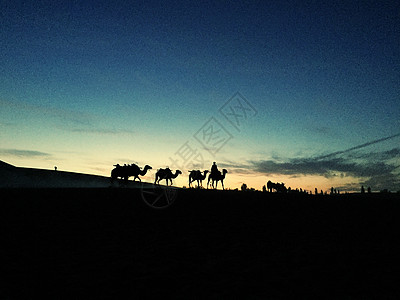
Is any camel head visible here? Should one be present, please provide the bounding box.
[138,165,152,176]
[222,169,228,174]
[170,170,181,179]
[203,170,209,175]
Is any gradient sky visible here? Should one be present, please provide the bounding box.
[1,0,399,192]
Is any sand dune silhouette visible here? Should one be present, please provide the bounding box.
[0,160,148,188]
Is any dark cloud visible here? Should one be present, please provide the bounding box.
[219,134,400,192]
[242,133,400,191]
[250,157,395,178]
[247,148,400,191]
[0,148,51,158]
[334,182,363,192]
[362,173,400,192]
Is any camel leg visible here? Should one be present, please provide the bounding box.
[221,180,224,190]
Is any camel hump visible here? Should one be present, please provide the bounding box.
[157,168,167,174]
[129,164,140,171]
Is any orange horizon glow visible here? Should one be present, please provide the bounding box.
[2,157,368,193]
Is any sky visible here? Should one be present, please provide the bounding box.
[1,0,399,192]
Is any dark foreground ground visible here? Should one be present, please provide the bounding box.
[2,188,400,299]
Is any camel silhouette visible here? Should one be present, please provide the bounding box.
[154,168,182,186]
[188,170,209,188]
[207,169,228,190]
[111,164,152,183]
[267,180,287,193]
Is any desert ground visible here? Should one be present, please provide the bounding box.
[2,187,400,299]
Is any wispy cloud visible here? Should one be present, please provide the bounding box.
[1,99,135,135]
[313,133,400,160]
[0,121,15,127]
[69,128,135,135]
[0,148,51,158]
[0,98,92,126]
[347,148,400,161]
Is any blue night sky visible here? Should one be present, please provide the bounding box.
[1,0,399,191]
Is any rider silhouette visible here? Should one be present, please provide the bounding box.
[211,162,219,176]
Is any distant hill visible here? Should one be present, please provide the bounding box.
[0,160,15,170]
[0,160,145,188]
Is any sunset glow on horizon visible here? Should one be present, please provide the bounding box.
[1,1,399,192]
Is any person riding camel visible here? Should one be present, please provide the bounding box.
[211,162,219,176]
